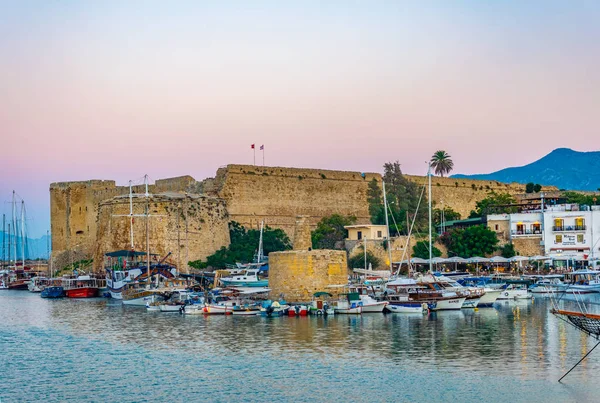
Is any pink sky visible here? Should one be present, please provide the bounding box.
[1,1,599,236]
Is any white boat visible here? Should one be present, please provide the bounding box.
[220,268,268,288]
[358,295,388,313]
[477,288,502,306]
[530,275,565,294]
[496,283,532,300]
[122,288,162,306]
[181,304,205,315]
[334,298,362,314]
[28,276,48,292]
[204,304,232,314]
[231,306,261,316]
[387,303,428,314]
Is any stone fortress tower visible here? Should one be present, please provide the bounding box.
[268,216,348,303]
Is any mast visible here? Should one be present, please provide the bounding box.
[12,191,17,268]
[7,223,10,267]
[382,180,393,272]
[21,200,25,271]
[428,162,433,274]
[145,175,151,287]
[364,235,367,271]
[129,180,134,250]
[257,220,264,263]
[2,214,5,268]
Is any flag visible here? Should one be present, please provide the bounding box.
[260,145,264,150]
[251,144,255,149]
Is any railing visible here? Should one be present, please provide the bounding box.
[511,230,542,236]
[552,225,586,232]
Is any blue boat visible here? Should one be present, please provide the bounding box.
[41,286,65,298]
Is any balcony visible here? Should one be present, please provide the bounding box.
[511,230,542,236]
[552,225,586,232]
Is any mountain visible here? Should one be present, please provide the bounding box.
[0,231,50,260]
[452,148,600,191]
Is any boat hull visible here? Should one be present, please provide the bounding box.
[387,304,427,314]
[360,301,388,313]
[232,308,261,316]
[334,307,362,314]
[159,304,184,312]
[41,286,65,299]
[123,294,158,306]
[461,297,481,309]
[204,305,232,314]
[429,297,466,311]
[65,287,99,298]
[220,279,269,287]
[477,289,501,307]
[497,290,532,300]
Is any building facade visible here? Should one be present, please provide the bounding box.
[487,204,600,268]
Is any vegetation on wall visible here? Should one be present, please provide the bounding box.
[468,192,518,218]
[188,221,291,269]
[412,240,442,260]
[432,207,461,226]
[348,249,382,269]
[311,214,356,250]
[440,225,499,258]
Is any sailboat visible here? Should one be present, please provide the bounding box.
[220,221,269,287]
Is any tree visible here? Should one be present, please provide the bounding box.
[412,240,442,259]
[311,214,356,250]
[525,182,535,193]
[348,249,382,269]
[470,192,518,217]
[499,243,516,258]
[430,150,454,177]
[533,184,542,193]
[367,178,385,225]
[366,162,428,235]
[188,221,291,269]
[433,207,461,226]
[562,191,599,206]
[440,225,499,258]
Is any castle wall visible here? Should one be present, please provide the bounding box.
[92,194,229,272]
[216,164,379,235]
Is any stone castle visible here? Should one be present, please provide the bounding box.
[50,164,535,272]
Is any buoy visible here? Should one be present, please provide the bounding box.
[474,308,479,311]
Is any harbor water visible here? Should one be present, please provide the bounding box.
[2,292,600,402]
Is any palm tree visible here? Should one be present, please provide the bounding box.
[430,150,454,177]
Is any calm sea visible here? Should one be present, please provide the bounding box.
[1,291,600,402]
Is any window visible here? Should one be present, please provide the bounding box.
[495,224,499,231]
[516,224,524,234]
[377,231,382,238]
[357,231,362,240]
[577,234,584,243]
[554,218,564,231]
[575,217,585,230]
[532,223,541,234]
[555,234,563,244]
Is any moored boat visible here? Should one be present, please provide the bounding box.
[41,286,65,298]
[386,303,428,314]
[63,275,100,298]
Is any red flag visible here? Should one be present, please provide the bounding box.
[251,144,255,149]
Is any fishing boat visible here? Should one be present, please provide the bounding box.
[41,286,65,298]
[220,268,268,287]
[63,275,100,298]
[386,303,428,314]
[309,292,334,315]
[232,305,262,316]
[334,293,363,314]
[385,278,466,311]
[496,281,533,300]
[260,300,290,316]
[529,275,565,294]
[28,276,49,292]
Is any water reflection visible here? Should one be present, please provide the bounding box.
[1,292,600,402]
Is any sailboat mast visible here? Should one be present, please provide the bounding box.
[2,214,5,268]
[145,175,150,287]
[7,223,10,267]
[12,191,17,268]
[21,201,25,270]
[129,180,134,249]
[257,220,264,263]
[382,180,393,272]
[428,162,433,274]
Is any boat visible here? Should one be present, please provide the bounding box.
[555,270,600,294]
[309,292,335,315]
[386,303,428,314]
[232,305,262,316]
[496,281,533,300]
[62,275,100,298]
[477,288,502,306]
[41,286,65,298]
[334,293,363,314]
[220,268,268,287]
[385,278,466,311]
[260,300,290,316]
[529,275,565,294]
[28,276,48,292]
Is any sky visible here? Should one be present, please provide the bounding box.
[1,0,599,237]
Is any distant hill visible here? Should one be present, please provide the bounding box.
[0,231,50,260]
[452,148,600,191]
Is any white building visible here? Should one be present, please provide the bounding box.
[344,224,388,241]
[488,204,600,269]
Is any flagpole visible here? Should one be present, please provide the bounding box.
[253,148,256,166]
[262,147,265,166]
